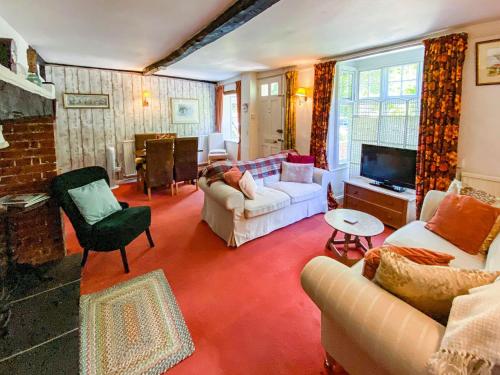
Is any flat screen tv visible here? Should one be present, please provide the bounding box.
[360,144,417,191]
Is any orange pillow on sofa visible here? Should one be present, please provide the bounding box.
[223,167,243,190]
[362,245,455,280]
[425,194,499,255]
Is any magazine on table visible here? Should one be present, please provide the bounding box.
[0,193,50,208]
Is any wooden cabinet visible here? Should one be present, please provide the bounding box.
[343,178,416,229]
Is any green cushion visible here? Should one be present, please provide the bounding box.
[68,179,122,225]
[91,206,151,251]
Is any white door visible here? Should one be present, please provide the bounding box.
[258,77,284,157]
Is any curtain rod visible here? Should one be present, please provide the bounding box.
[320,38,425,63]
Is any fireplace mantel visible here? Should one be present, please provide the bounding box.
[0,64,55,100]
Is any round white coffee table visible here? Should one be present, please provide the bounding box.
[324,209,384,261]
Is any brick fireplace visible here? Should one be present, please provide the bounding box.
[0,79,79,373]
[0,116,65,269]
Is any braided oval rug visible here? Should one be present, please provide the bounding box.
[80,270,194,375]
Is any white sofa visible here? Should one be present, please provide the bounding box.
[301,190,500,375]
[199,167,334,247]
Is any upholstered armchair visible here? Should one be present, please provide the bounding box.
[208,132,228,163]
[51,166,154,273]
[174,137,199,193]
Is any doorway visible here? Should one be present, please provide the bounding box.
[258,76,284,157]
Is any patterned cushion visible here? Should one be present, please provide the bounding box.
[280,161,314,183]
[374,250,500,323]
[460,186,497,205]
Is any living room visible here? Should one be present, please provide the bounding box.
[0,1,499,374]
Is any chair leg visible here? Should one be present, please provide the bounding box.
[170,183,175,196]
[145,228,155,248]
[147,187,152,201]
[195,179,198,191]
[119,247,130,273]
[81,248,90,268]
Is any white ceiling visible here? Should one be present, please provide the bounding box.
[1,0,500,82]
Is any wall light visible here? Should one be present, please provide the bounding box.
[295,87,310,105]
[142,91,150,107]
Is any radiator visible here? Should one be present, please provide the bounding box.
[122,140,136,177]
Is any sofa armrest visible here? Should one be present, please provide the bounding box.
[198,177,244,211]
[313,167,334,192]
[419,190,446,222]
[301,256,445,375]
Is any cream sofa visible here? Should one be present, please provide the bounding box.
[301,190,500,375]
[199,167,334,246]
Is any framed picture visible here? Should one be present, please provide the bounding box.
[63,93,110,108]
[170,98,199,124]
[476,38,500,86]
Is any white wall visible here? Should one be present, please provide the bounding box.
[457,19,500,177]
[0,15,29,74]
[46,65,215,173]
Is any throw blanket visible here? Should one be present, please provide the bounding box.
[427,278,500,375]
[200,150,298,185]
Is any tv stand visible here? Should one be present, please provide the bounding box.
[344,177,416,229]
[369,181,406,193]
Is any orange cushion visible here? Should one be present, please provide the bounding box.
[223,167,243,190]
[425,194,499,255]
[363,245,455,279]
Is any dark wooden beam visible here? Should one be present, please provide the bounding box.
[143,0,281,75]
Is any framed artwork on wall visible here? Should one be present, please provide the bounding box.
[170,98,199,124]
[63,93,110,108]
[476,38,500,86]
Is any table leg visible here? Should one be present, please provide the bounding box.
[365,236,373,249]
[325,229,338,250]
[344,234,351,255]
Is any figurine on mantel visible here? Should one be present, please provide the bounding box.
[26,46,42,86]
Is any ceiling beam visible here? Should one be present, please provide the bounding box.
[142,0,281,75]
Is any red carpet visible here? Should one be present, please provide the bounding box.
[65,183,392,375]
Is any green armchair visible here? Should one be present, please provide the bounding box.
[51,166,154,273]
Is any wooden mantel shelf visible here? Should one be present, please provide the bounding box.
[0,64,55,100]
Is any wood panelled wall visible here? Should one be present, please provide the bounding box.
[46,65,215,173]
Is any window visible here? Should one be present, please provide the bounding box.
[259,79,281,97]
[222,93,239,142]
[332,48,424,176]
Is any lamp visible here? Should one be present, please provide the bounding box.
[295,87,310,105]
[142,91,150,107]
[0,125,9,149]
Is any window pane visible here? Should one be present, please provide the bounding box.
[402,80,417,95]
[403,64,418,80]
[270,82,279,96]
[359,83,369,99]
[388,81,401,96]
[359,71,369,86]
[368,80,380,97]
[340,71,353,99]
[261,84,268,97]
[338,125,349,163]
[388,66,402,82]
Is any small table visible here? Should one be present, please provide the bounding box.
[324,209,384,263]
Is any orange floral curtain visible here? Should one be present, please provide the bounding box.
[415,33,468,215]
[215,85,224,133]
[310,61,338,210]
[284,70,298,149]
[236,81,242,160]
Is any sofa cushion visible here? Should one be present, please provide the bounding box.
[485,235,500,271]
[244,187,290,218]
[267,181,322,204]
[385,221,486,270]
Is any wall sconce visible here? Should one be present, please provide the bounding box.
[142,91,150,107]
[295,87,310,105]
[0,125,9,149]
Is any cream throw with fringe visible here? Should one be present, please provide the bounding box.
[427,278,500,375]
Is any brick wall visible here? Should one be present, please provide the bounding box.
[0,115,65,267]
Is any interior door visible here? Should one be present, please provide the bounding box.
[258,77,284,157]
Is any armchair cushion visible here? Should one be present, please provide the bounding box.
[91,206,151,251]
[68,179,122,225]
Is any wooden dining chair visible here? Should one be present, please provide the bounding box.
[144,138,175,200]
[135,133,157,191]
[174,137,199,193]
